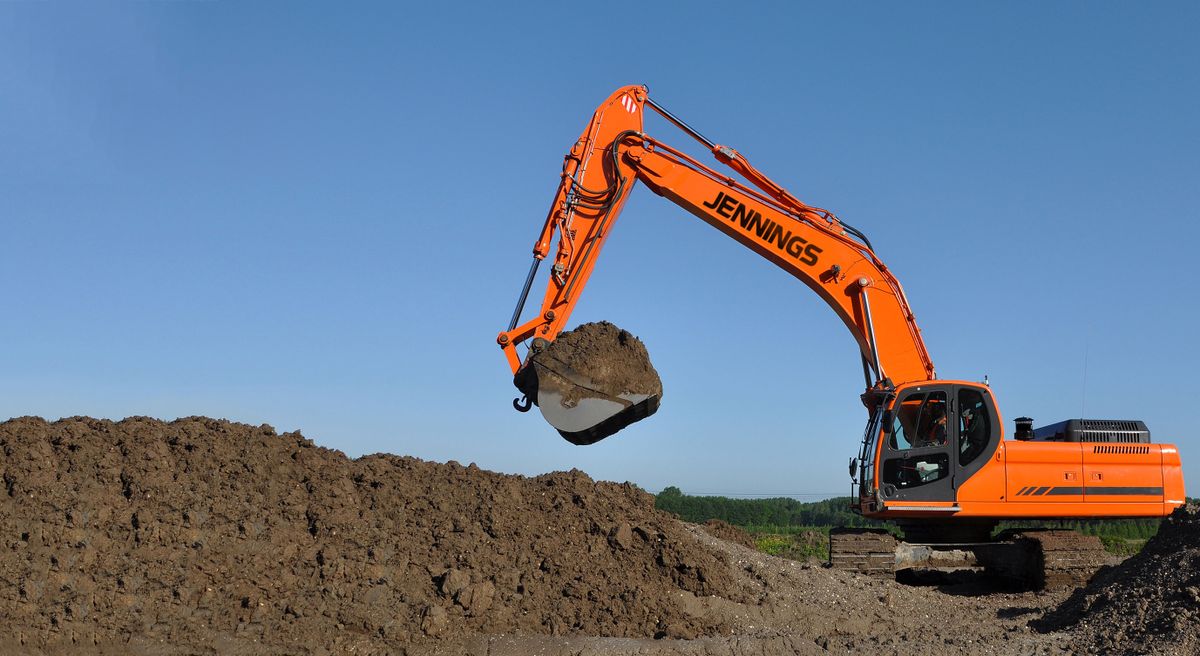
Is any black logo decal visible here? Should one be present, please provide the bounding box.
[703,192,822,266]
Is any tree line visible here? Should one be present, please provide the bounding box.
[654,486,1177,544]
[654,487,878,529]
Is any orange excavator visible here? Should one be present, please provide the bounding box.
[496,85,1186,586]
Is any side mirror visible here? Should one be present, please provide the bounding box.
[880,410,893,434]
[848,457,858,479]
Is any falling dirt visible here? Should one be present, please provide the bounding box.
[0,416,1189,655]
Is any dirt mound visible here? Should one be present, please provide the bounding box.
[0,416,747,654]
[3,414,1179,655]
[1035,502,1200,654]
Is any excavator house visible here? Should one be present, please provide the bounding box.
[496,85,1186,588]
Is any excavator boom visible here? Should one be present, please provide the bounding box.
[622,135,934,387]
[498,85,934,441]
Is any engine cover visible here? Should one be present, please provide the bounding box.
[1032,419,1150,443]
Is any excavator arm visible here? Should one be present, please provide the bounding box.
[498,86,649,371]
[498,85,936,438]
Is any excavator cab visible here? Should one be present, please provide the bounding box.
[855,382,1002,513]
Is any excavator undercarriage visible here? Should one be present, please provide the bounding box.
[829,524,1110,590]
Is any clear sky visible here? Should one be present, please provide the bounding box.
[3,2,1198,498]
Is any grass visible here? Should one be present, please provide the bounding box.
[1099,536,1148,557]
[745,524,1148,562]
[746,526,829,561]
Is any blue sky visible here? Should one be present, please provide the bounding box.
[3,2,1198,498]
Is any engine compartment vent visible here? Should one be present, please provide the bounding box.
[1032,419,1150,444]
[1093,445,1151,455]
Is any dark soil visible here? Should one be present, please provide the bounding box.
[1035,501,1200,655]
[529,321,662,403]
[0,416,743,654]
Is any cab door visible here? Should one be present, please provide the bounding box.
[878,385,957,502]
[952,384,1004,501]
[877,383,1002,504]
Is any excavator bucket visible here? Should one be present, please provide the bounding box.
[516,359,660,445]
[514,322,662,445]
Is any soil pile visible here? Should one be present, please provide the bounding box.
[1036,502,1200,654]
[1,415,1183,655]
[0,416,744,654]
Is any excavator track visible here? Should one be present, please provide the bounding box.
[829,527,1109,590]
[979,529,1109,590]
[828,528,897,577]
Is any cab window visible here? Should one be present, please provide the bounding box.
[958,388,991,466]
[888,391,948,450]
[882,452,950,489]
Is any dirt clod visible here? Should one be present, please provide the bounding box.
[439,568,470,597]
[610,521,635,550]
[421,605,448,637]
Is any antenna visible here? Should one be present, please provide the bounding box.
[1080,338,1089,419]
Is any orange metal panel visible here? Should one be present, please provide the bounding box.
[1161,445,1187,504]
[955,440,1008,503]
[1082,443,1163,501]
[1003,441,1084,504]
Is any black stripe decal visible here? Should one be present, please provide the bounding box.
[1086,486,1164,496]
[1045,487,1084,495]
[1015,486,1164,498]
